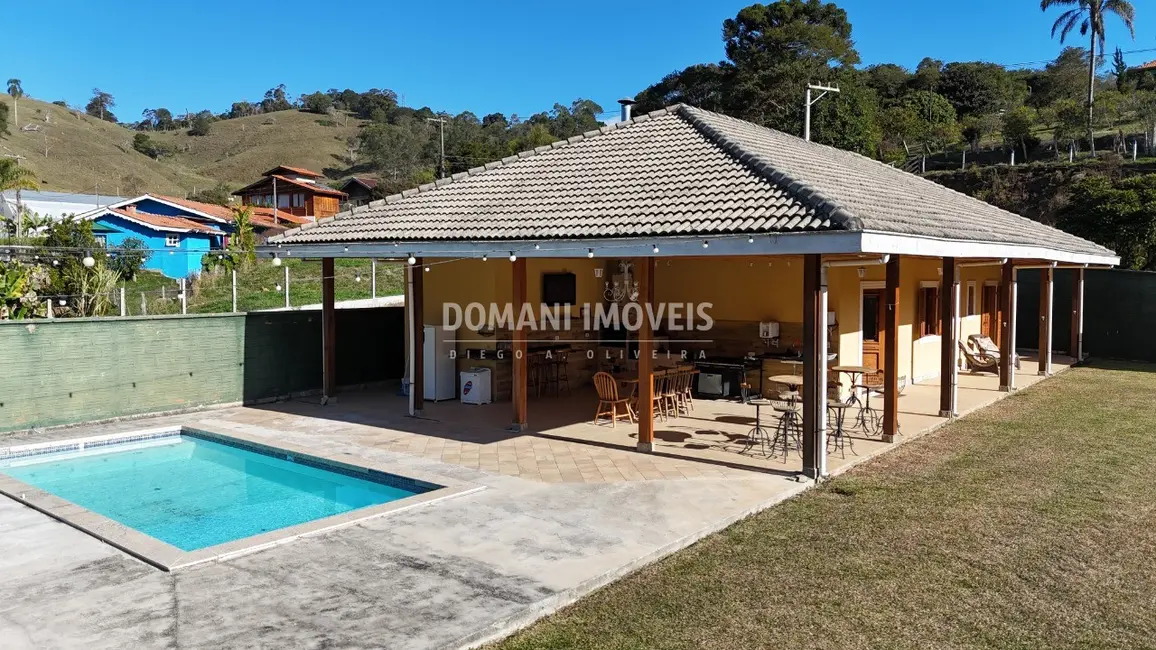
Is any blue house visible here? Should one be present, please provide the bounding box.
[84,205,222,278]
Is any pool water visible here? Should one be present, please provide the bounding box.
[1,435,423,551]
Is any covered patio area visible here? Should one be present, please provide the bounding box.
[263,103,1115,482]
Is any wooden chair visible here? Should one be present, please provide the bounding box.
[660,368,683,417]
[593,372,635,427]
[651,369,671,421]
[959,340,998,373]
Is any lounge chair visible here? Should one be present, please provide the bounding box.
[968,335,1020,369]
[959,340,998,373]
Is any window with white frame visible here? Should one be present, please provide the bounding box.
[966,281,978,316]
[165,235,180,247]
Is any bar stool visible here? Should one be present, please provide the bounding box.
[555,350,571,395]
[770,393,801,460]
[826,400,854,458]
[852,380,882,435]
[740,383,772,454]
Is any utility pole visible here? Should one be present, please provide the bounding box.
[804,83,840,142]
[426,116,448,179]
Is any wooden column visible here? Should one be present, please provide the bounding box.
[636,258,656,453]
[939,257,958,417]
[801,254,823,479]
[882,256,900,442]
[1038,266,1054,376]
[321,257,337,402]
[511,257,528,430]
[411,258,425,414]
[1071,267,1085,362]
[999,260,1016,392]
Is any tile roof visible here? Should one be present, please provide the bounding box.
[342,177,378,190]
[263,165,325,178]
[105,208,221,234]
[152,194,234,221]
[271,105,1113,258]
[233,175,348,198]
[248,206,312,229]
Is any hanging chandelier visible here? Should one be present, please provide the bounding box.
[603,260,639,302]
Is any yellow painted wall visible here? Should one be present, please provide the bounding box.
[418,254,1004,388]
[654,256,804,323]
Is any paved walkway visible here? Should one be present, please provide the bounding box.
[0,356,1068,649]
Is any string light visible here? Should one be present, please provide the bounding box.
[702,240,709,249]
[508,252,517,262]
[652,244,660,254]
[587,248,595,258]
[82,253,95,268]
[534,243,540,250]
[354,274,362,283]
[272,256,282,267]
[424,266,431,272]
[407,255,416,265]
[481,254,488,261]
[747,235,754,243]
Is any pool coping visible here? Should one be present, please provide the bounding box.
[0,425,484,572]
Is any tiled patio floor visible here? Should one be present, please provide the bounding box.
[215,354,1070,484]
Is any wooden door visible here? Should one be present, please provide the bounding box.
[981,285,1000,346]
[862,288,886,383]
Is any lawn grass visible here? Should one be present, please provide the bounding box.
[118,259,404,315]
[494,361,1156,650]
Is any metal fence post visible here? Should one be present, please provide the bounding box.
[180,278,187,315]
[45,298,53,319]
[120,286,126,317]
[231,269,238,312]
[371,259,377,298]
[141,292,147,316]
[284,265,290,309]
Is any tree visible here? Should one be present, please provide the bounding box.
[301,92,333,114]
[864,63,910,103]
[938,62,1015,116]
[359,117,431,184]
[131,133,174,159]
[1042,0,1136,156]
[0,102,8,137]
[86,88,116,122]
[188,182,232,206]
[229,101,256,119]
[6,79,22,128]
[229,206,256,267]
[108,237,151,280]
[0,159,37,238]
[722,0,861,136]
[1059,174,1156,269]
[633,63,732,114]
[1002,105,1037,161]
[260,84,293,113]
[903,90,960,151]
[1113,46,1131,91]
[188,110,213,136]
[910,57,943,93]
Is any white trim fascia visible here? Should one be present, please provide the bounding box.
[259,229,1119,267]
[859,231,1118,267]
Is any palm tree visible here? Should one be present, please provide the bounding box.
[6,79,22,129]
[1042,0,1136,156]
[0,158,38,239]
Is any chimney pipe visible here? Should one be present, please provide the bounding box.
[617,98,636,122]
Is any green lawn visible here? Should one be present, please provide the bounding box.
[494,362,1156,650]
[120,258,404,315]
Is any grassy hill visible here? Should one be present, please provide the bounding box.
[150,110,366,188]
[0,95,367,196]
[0,96,213,195]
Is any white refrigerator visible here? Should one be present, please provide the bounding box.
[423,325,457,401]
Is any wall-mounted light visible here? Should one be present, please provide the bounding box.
[857,267,865,278]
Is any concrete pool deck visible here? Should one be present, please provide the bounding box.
[0,356,1068,649]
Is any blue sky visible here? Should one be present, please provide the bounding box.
[8,0,1155,121]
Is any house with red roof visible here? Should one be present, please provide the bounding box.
[232,165,347,219]
[80,202,225,278]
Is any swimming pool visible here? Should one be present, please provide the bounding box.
[0,427,479,570]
